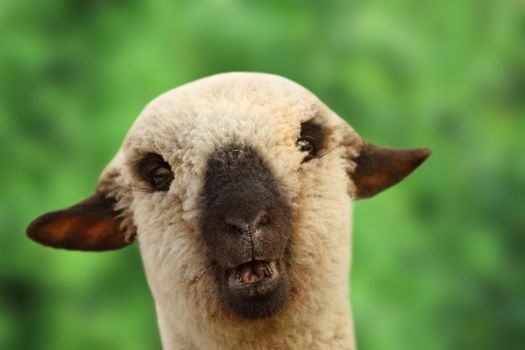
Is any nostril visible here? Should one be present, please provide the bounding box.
[224,210,268,235]
[225,221,250,235]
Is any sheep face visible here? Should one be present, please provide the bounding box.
[28,73,430,325]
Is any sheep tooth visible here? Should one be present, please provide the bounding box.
[263,263,272,277]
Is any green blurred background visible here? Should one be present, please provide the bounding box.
[1,0,524,349]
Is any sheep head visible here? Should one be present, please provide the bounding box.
[27,73,430,323]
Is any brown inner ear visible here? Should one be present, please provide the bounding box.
[27,192,133,251]
[352,143,431,199]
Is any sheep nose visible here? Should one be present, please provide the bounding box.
[224,210,268,235]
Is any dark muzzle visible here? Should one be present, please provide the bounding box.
[199,144,292,319]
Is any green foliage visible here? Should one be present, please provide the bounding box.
[1,0,524,349]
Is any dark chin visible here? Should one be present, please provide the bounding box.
[222,281,290,319]
[216,262,290,319]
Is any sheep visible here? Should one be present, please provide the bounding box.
[27,72,430,349]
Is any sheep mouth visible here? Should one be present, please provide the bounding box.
[228,260,277,289]
[219,259,290,319]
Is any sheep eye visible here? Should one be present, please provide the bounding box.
[297,138,315,155]
[137,153,174,192]
[297,120,326,162]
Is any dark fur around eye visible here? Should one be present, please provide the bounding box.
[136,153,174,191]
[298,120,326,162]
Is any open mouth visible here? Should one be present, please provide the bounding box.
[219,258,289,319]
[227,260,279,295]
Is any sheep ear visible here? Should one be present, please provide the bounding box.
[351,143,431,199]
[27,192,134,251]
